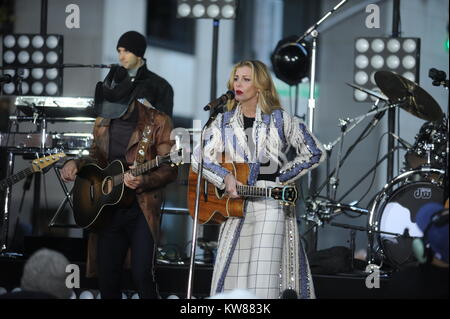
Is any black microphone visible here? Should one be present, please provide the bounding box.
[203,90,235,111]
[389,132,413,149]
[0,74,13,84]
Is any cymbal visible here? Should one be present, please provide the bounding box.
[346,82,389,101]
[374,71,443,122]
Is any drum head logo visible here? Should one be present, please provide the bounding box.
[413,188,432,200]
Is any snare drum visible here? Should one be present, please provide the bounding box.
[367,168,444,269]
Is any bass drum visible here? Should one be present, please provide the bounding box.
[367,168,444,270]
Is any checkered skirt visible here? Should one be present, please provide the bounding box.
[210,180,315,299]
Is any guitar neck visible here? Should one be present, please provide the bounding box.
[113,157,161,184]
[0,167,34,191]
[236,185,271,198]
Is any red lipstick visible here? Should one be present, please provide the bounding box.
[236,90,243,95]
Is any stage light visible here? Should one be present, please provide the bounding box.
[32,68,44,80]
[177,3,191,17]
[32,35,44,48]
[18,35,30,48]
[271,36,309,86]
[1,33,64,96]
[131,293,140,299]
[352,37,420,103]
[79,290,95,299]
[355,55,369,69]
[387,39,400,52]
[3,50,15,64]
[32,82,44,95]
[46,68,58,79]
[354,71,368,85]
[3,35,15,48]
[177,0,237,19]
[386,55,400,69]
[18,51,30,64]
[355,38,369,53]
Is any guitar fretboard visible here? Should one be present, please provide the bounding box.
[0,167,34,191]
[236,185,270,198]
[112,156,164,185]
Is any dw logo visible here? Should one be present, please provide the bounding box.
[414,188,432,200]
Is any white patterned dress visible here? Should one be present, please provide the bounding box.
[192,104,325,299]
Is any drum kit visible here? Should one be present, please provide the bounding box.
[304,70,448,271]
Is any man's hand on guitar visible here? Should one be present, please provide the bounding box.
[224,173,242,198]
[60,160,78,182]
[124,166,144,189]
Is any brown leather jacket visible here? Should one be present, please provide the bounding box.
[74,101,178,276]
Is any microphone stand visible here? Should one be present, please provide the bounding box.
[293,0,347,252]
[295,0,347,170]
[186,105,223,299]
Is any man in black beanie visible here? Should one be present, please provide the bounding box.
[115,30,174,118]
[60,31,178,299]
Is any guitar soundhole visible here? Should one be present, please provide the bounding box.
[102,177,113,195]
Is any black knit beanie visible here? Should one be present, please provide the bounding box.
[116,31,147,57]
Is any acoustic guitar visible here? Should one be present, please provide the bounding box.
[72,149,183,230]
[188,162,298,224]
[0,152,66,192]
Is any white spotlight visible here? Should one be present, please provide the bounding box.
[192,4,205,17]
[386,55,400,69]
[45,82,58,95]
[46,68,58,80]
[79,290,95,299]
[354,71,368,85]
[402,55,416,69]
[207,4,220,18]
[371,39,385,53]
[18,51,30,64]
[370,55,384,69]
[46,35,59,49]
[387,39,400,53]
[46,51,59,64]
[403,71,416,82]
[3,50,16,64]
[3,35,16,48]
[354,90,368,102]
[32,51,44,64]
[221,5,235,18]
[355,55,369,69]
[32,68,44,79]
[402,39,416,52]
[3,83,15,95]
[31,82,44,95]
[17,35,30,48]
[19,82,30,94]
[32,35,45,48]
[178,3,191,17]
[355,38,369,53]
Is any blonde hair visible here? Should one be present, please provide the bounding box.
[226,60,282,114]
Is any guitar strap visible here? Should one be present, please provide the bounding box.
[135,124,152,165]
